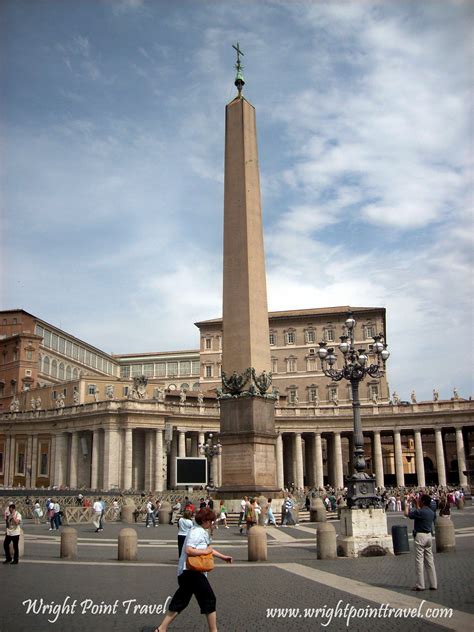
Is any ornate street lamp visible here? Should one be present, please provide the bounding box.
[318,312,390,508]
[198,433,222,490]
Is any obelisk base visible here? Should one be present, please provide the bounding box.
[218,397,281,497]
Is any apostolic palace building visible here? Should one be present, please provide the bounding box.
[0,307,472,493]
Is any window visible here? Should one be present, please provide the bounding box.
[72,344,79,360]
[27,350,33,360]
[0,384,3,397]
[25,369,32,377]
[155,362,166,377]
[329,386,338,401]
[309,386,318,402]
[44,330,51,347]
[307,357,317,372]
[205,365,212,378]
[13,318,17,325]
[88,384,96,395]
[143,363,153,377]
[35,325,44,337]
[43,356,50,375]
[51,360,58,378]
[370,384,379,398]
[72,368,79,380]
[123,386,129,396]
[120,365,130,378]
[286,331,295,345]
[58,337,65,353]
[79,347,85,363]
[90,354,97,368]
[0,442,4,474]
[168,362,178,377]
[286,357,297,372]
[271,358,278,373]
[192,361,200,375]
[180,383,190,391]
[180,361,191,376]
[58,363,65,380]
[365,325,376,339]
[306,330,315,343]
[13,348,18,362]
[269,332,275,345]
[52,390,57,400]
[288,388,298,404]
[85,351,91,365]
[193,382,200,391]
[205,338,212,350]
[325,329,334,342]
[131,364,142,377]
[66,365,72,381]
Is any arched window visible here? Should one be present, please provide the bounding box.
[192,383,200,391]
[51,359,58,378]
[66,365,72,381]
[38,354,42,371]
[72,368,79,380]
[180,383,190,391]
[43,356,50,375]
[58,363,65,380]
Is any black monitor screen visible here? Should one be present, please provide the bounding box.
[176,458,207,485]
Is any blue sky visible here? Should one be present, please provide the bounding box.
[1,0,473,401]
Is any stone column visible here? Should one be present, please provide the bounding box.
[122,428,133,491]
[315,433,324,489]
[211,455,218,488]
[103,428,120,490]
[54,433,67,487]
[8,435,16,486]
[191,433,199,457]
[333,432,344,489]
[91,429,100,489]
[456,428,468,487]
[414,430,426,488]
[373,431,384,488]
[217,451,222,487]
[170,432,177,488]
[69,432,78,489]
[154,429,164,492]
[198,432,205,453]
[276,434,284,490]
[30,434,38,488]
[435,429,447,487]
[304,435,315,488]
[393,430,405,487]
[178,431,186,457]
[25,435,33,488]
[295,433,304,490]
[144,430,153,491]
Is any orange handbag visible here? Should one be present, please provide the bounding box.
[186,552,214,572]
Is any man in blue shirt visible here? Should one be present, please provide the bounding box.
[405,494,437,591]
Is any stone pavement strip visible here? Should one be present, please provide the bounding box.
[2,508,473,632]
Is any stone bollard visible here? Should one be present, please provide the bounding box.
[9,528,25,559]
[248,525,267,561]
[317,522,337,560]
[118,528,138,561]
[435,517,456,553]
[337,500,347,519]
[121,505,135,524]
[257,496,268,526]
[60,527,78,560]
[158,501,171,525]
[310,498,327,523]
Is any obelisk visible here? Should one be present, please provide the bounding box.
[218,44,279,495]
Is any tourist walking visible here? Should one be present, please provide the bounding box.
[405,494,437,591]
[3,503,22,565]
[93,497,103,533]
[154,507,232,632]
[33,500,43,525]
[177,509,194,557]
[146,498,157,528]
[216,500,229,528]
[238,496,248,528]
[264,498,278,526]
[53,499,62,530]
[47,499,56,530]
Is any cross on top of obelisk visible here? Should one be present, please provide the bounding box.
[232,42,245,96]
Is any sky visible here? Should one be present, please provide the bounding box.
[1,0,473,401]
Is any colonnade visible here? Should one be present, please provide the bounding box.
[0,424,471,491]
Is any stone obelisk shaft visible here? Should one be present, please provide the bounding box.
[222,96,271,375]
[219,94,278,495]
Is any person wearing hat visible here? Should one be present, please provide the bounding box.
[3,503,22,565]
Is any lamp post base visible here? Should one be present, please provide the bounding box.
[338,507,393,557]
[346,473,383,509]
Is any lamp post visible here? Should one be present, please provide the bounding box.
[198,433,222,490]
[318,313,390,508]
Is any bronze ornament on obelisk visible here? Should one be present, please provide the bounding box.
[218,44,280,495]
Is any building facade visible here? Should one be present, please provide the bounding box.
[0,308,472,492]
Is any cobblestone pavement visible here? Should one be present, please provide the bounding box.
[1,507,473,632]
